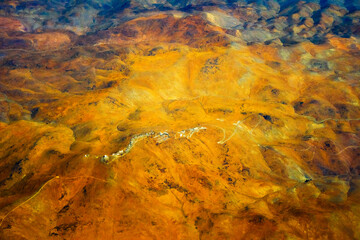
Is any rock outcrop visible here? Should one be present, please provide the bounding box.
[0,0,359,239]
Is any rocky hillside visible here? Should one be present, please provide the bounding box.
[0,0,360,239]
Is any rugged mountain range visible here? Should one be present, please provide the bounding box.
[1,0,360,44]
[0,0,360,239]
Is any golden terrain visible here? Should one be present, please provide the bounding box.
[0,34,360,239]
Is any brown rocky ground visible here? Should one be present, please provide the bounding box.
[0,4,360,240]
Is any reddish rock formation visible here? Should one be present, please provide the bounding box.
[0,1,360,239]
[0,17,25,35]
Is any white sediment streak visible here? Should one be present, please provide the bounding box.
[111,131,155,157]
[175,127,207,139]
[154,132,170,144]
[100,127,207,163]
